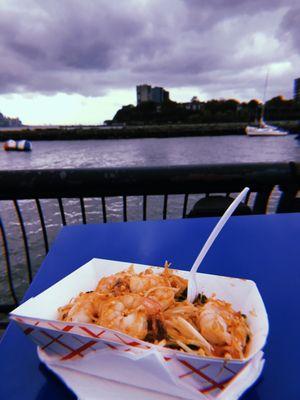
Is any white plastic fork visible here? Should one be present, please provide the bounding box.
[187,187,250,303]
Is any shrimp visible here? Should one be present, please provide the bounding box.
[96,266,134,295]
[58,291,105,323]
[57,264,251,360]
[196,301,232,346]
[129,268,170,294]
[97,294,162,339]
[144,286,176,310]
[195,299,250,358]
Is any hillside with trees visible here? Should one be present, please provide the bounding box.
[112,97,300,125]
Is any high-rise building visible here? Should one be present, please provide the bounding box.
[294,78,300,102]
[136,84,152,104]
[136,84,169,105]
[150,87,170,103]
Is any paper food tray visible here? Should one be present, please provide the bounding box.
[10,258,269,399]
[38,347,265,400]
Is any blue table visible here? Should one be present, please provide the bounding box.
[0,214,299,399]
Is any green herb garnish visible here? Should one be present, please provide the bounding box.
[193,292,208,305]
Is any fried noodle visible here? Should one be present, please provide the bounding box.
[58,262,251,359]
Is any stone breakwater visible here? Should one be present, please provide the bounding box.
[0,121,299,141]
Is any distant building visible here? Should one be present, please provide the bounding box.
[7,117,22,127]
[294,78,300,102]
[137,84,152,104]
[136,84,169,105]
[181,96,202,111]
[150,86,169,103]
[0,112,22,127]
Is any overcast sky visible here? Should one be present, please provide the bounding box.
[0,0,299,125]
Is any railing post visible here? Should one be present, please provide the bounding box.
[0,216,18,305]
[252,187,274,214]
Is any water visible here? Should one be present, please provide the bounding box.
[0,135,299,170]
[0,135,299,303]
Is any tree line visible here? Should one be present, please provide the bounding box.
[111,96,300,125]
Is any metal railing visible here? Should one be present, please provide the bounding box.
[0,162,299,327]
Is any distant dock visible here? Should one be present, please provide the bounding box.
[0,121,299,141]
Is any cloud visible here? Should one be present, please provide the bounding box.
[279,6,300,52]
[0,0,299,101]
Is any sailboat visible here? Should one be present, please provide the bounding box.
[246,72,288,137]
[245,121,288,136]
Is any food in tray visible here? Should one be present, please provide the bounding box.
[58,263,251,359]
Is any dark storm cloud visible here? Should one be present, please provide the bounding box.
[0,0,299,99]
[280,6,300,52]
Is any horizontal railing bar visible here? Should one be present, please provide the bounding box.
[0,162,298,200]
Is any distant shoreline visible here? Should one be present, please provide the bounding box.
[0,121,299,141]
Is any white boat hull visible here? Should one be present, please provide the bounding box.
[246,125,288,136]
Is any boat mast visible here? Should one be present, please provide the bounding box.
[260,70,269,125]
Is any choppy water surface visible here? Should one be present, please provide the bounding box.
[0,135,299,170]
[0,135,299,303]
